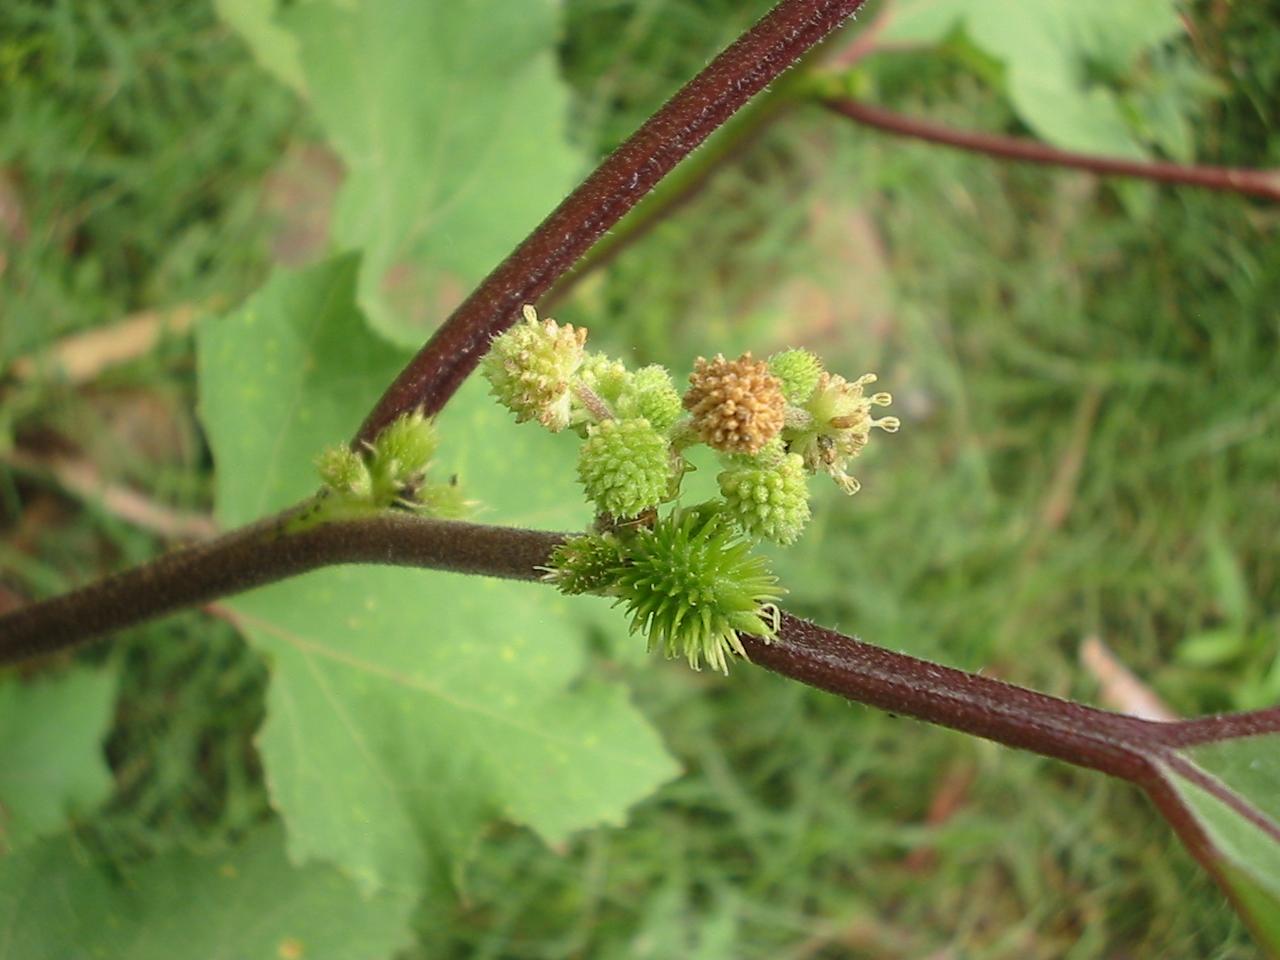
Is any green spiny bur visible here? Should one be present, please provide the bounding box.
[545,533,625,595]
[577,353,630,406]
[613,507,783,674]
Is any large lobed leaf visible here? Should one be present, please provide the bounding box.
[221,0,583,343]
[197,256,677,893]
[0,667,116,853]
[0,823,414,960]
[881,0,1184,157]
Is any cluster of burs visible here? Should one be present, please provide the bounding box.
[482,306,899,674]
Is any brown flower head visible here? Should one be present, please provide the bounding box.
[683,352,786,455]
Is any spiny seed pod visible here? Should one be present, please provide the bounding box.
[768,348,823,404]
[613,507,784,674]
[616,364,682,433]
[544,533,625,596]
[785,371,899,494]
[717,452,811,545]
[482,305,587,432]
[316,446,372,500]
[683,352,786,455]
[577,418,673,518]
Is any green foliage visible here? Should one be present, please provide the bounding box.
[0,0,296,364]
[1162,738,1280,953]
[198,255,677,892]
[879,0,1193,157]
[214,0,305,93]
[0,667,116,852]
[237,0,583,342]
[0,824,415,960]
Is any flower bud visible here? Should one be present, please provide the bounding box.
[683,352,786,455]
[718,453,811,545]
[482,305,587,432]
[577,418,672,518]
[768,348,823,404]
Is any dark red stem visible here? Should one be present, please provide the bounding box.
[822,97,1280,201]
[354,0,871,444]
[746,614,1162,779]
[744,614,1280,780]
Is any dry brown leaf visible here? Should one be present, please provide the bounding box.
[9,305,199,384]
[1080,635,1178,722]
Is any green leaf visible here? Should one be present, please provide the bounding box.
[0,666,116,852]
[0,823,415,960]
[1159,734,1280,953]
[1205,529,1251,627]
[196,254,407,527]
[279,0,582,343]
[881,0,1183,157]
[215,0,306,94]
[197,256,677,893]
[1176,628,1247,667]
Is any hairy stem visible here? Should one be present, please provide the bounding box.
[6,504,1279,792]
[744,614,1163,780]
[0,507,563,665]
[821,97,1280,201]
[355,0,871,444]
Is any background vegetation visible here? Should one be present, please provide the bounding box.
[1,0,1277,956]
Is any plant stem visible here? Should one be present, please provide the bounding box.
[543,75,792,311]
[745,614,1163,780]
[355,0,871,445]
[7,505,1279,790]
[0,507,563,665]
[820,97,1280,201]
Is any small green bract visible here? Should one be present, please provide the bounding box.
[614,507,784,674]
[577,418,672,518]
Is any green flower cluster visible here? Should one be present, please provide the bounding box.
[482,306,899,672]
[312,410,467,522]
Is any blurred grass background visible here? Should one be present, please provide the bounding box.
[2,0,1278,956]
